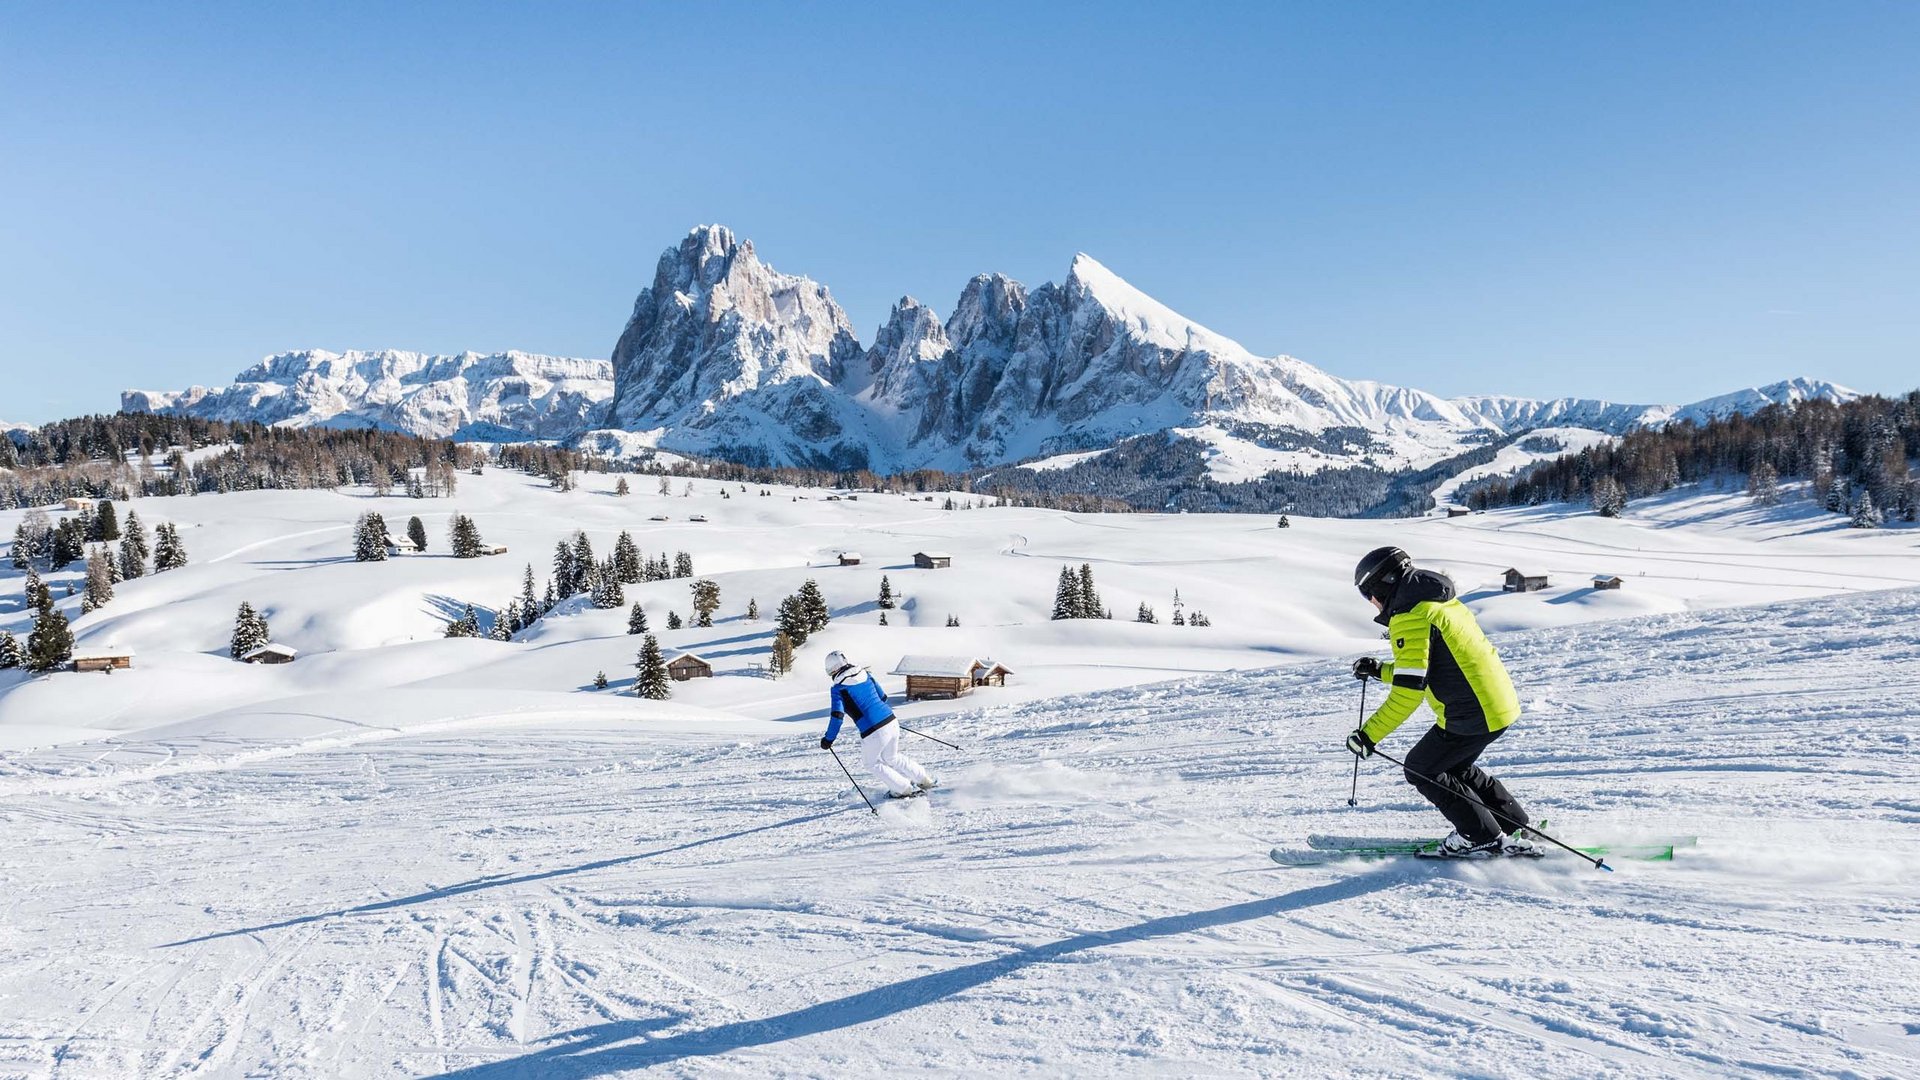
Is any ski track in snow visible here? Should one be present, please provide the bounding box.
[1,586,1917,1077]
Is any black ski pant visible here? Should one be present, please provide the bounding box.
[1402,725,1528,844]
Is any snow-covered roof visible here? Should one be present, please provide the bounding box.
[243,643,298,660]
[979,658,1013,674]
[71,650,133,660]
[384,534,418,548]
[839,551,862,559]
[915,551,952,559]
[668,652,710,666]
[891,655,981,678]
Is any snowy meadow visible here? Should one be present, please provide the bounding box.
[2,469,1918,1078]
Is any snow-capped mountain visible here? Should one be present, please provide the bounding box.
[123,226,1856,482]
[124,350,612,441]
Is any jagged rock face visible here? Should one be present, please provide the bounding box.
[605,225,868,468]
[122,351,612,440]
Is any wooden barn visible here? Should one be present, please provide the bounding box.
[914,551,952,569]
[667,653,713,681]
[1446,507,1472,518]
[1592,574,1624,591]
[891,656,979,701]
[242,643,299,665]
[1503,568,1550,593]
[838,552,862,566]
[62,497,94,512]
[480,544,508,556]
[384,534,420,555]
[71,651,133,673]
[972,659,1013,687]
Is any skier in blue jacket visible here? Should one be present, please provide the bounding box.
[820,650,936,798]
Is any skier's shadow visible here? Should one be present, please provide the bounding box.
[159,806,854,948]
[422,870,1409,1078]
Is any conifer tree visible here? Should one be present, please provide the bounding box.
[946,614,960,627]
[572,531,596,583]
[229,601,270,659]
[593,572,625,609]
[594,670,609,689]
[407,515,429,553]
[1076,564,1101,619]
[627,602,649,634]
[667,611,683,630]
[10,523,34,570]
[521,563,541,614]
[491,604,516,640]
[746,598,759,621]
[354,512,389,562]
[1172,609,1186,626]
[1189,611,1211,627]
[769,630,795,677]
[1747,462,1781,507]
[614,477,630,496]
[450,514,485,558]
[1852,491,1883,529]
[95,500,120,542]
[798,578,830,633]
[674,551,694,579]
[691,579,720,627]
[23,567,48,612]
[877,575,895,610]
[635,635,671,699]
[613,531,642,583]
[50,519,83,569]
[118,511,149,579]
[1136,602,1157,624]
[81,547,114,613]
[553,540,576,596]
[153,522,189,571]
[0,629,22,670]
[1052,566,1082,620]
[877,610,888,626]
[444,604,481,638]
[776,594,810,646]
[26,597,73,673]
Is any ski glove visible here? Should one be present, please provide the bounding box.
[1345,729,1376,758]
[1351,657,1382,682]
[820,737,834,751]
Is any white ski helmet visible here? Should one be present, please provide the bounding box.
[824,650,852,676]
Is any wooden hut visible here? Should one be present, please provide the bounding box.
[667,653,713,681]
[1503,568,1549,593]
[913,551,952,569]
[838,552,862,566]
[1446,507,1472,518]
[891,656,979,701]
[480,544,508,556]
[1592,574,1624,591]
[62,497,94,512]
[71,651,133,673]
[972,660,1013,687]
[384,534,419,555]
[242,643,299,665]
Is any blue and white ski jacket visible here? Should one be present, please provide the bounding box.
[825,667,895,742]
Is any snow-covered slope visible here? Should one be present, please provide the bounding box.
[123,350,613,440]
[0,475,1915,1076]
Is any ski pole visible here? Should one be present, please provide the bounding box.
[826,745,877,815]
[1364,744,1611,872]
[1348,679,1366,807]
[899,724,960,750]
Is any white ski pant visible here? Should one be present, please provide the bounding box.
[860,722,931,794]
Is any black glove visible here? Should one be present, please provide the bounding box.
[1351,657,1381,682]
[819,737,834,750]
[1345,729,1376,758]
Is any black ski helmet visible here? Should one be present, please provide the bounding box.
[1354,546,1412,604]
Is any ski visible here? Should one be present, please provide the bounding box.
[1272,834,1693,867]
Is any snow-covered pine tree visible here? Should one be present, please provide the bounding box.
[877,575,895,610]
[798,579,829,633]
[27,602,73,673]
[80,547,114,613]
[571,531,595,583]
[1076,564,1102,618]
[877,610,888,626]
[667,611,682,630]
[776,594,810,646]
[674,551,694,579]
[450,514,485,558]
[657,475,672,496]
[1825,481,1847,514]
[22,567,47,612]
[1051,566,1082,620]
[118,511,149,578]
[229,601,270,659]
[521,563,540,614]
[769,631,795,677]
[691,579,720,627]
[635,635,671,699]
[1172,609,1186,626]
[594,670,609,689]
[627,603,648,635]
[614,477,630,496]
[491,604,516,640]
[613,531,641,583]
[50,520,83,569]
[0,630,22,669]
[946,614,960,627]
[9,524,33,570]
[746,598,759,621]
[94,500,120,542]
[153,522,189,571]
[1189,610,1211,627]
[444,604,482,638]
[593,572,625,609]
[1852,491,1883,528]
[553,540,576,596]
[408,515,429,553]
[1136,602,1157,624]
[1747,462,1781,507]
[354,512,389,562]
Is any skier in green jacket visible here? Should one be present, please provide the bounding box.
[1346,546,1538,858]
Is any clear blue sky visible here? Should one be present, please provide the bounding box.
[3,1,1916,423]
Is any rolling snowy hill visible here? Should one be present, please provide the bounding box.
[0,473,1915,1077]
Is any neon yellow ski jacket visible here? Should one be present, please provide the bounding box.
[1362,570,1520,744]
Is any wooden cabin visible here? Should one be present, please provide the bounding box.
[667,653,713,681]
[972,660,1013,687]
[1592,574,1624,591]
[1503,568,1549,593]
[480,544,508,556]
[384,534,419,555]
[914,551,952,569]
[838,552,862,566]
[891,655,979,700]
[1446,507,1472,518]
[71,651,133,673]
[62,497,94,512]
[689,514,709,523]
[242,643,299,665]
